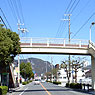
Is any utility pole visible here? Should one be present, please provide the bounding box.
[51,57,53,82]
[63,14,71,42]
[62,14,72,84]
[45,61,47,73]
[17,20,27,86]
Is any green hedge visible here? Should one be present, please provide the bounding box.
[0,86,8,95]
[22,81,28,85]
[70,83,82,89]
[29,80,32,82]
[46,81,52,83]
[22,80,32,85]
[66,83,70,87]
[66,83,82,89]
[53,81,61,85]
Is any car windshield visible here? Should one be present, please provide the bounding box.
[35,79,39,81]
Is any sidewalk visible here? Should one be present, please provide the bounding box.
[58,84,94,95]
[7,84,24,95]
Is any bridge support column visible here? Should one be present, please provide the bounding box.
[91,56,95,90]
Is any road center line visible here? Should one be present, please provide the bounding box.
[19,87,28,95]
[40,82,52,95]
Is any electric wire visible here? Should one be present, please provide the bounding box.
[7,0,18,22]
[67,0,77,13]
[0,16,7,29]
[70,0,80,14]
[56,0,79,38]
[55,0,73,38]
[64,0,73,14]
[0,8,12,30]
[71,12,95,39]
[13,0,21,22]
[8,0,27,37]
[71,0,90,25]
[8,0,18,21]
[18,0,26,27]
[60,0,80,38]
[62,0,80,38]
[15,0,27,37]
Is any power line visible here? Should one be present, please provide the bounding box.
[7,0,27,35]
[7,0,18,21]
[61,0,80,38]
[56,0,79,38]
[18,0,26,26]
[55,0,73,38]
[70,0,80,14]
[71,12,95,39]
[13,0,21,21]
[71,0,90,25]
[64,0,73,14]
[0,16,7,29]
[12,0,26,27]
[0,8,12,30]
[16,0,28,38]
[67,0,77,13]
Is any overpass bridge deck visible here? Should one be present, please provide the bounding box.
[20,37,89,48]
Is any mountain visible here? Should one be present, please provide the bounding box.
[15,57,52,76]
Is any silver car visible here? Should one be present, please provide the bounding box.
[34,79,40,85]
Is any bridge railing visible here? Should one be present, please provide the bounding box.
[20,37,89,48]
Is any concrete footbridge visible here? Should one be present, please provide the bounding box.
[20,37,94,55]
[20,37,95,90]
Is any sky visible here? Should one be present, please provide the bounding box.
[0,0,94,65]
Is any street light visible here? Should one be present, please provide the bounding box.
[90,22,95,42]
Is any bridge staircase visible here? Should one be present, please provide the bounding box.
[88,41,95,57]
[9,64,16,88]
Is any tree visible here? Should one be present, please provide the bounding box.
[72,59,84,83]
[0,25,21,67]
[51,68,58,81]
[20,62,34,80]
[62,61,69,83]
[45,72,51,80]
[0,25,21,86]
[62,56,86,83]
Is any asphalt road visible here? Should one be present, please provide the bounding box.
[8,82,92,95]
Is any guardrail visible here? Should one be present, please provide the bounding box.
[20,37,89,48]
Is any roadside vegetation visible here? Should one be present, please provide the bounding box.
[0,24,21,94]
[46,80,61,85]
[20,62,34,81]
[0,86,8,95]
[22,80,33,85]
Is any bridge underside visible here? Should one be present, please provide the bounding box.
[21,47,90,55]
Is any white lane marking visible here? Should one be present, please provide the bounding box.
[19,87,28,95]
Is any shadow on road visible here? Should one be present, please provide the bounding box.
[13,87,92,94]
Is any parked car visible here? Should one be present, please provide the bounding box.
[34,79,40,85]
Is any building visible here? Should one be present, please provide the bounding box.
[56,61,91,86]
[57,68,67,86]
